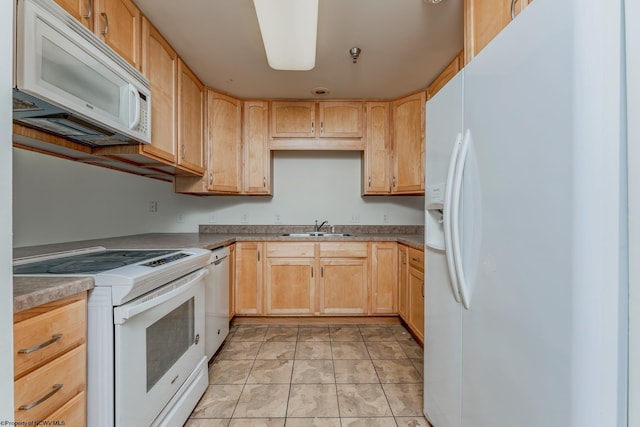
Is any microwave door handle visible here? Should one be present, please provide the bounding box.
[128,84,141,130]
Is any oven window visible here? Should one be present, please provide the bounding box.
[146,298,195,391]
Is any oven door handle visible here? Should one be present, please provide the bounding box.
[113,268,208,324]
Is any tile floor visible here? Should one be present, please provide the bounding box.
[185,323,431,427]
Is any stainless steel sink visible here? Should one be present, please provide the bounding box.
[280,232,354,237]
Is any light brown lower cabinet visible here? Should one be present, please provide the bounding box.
[398,246,425,344]
[235,242,264,315]
[13,293,87,425]
[229,244,236,319]
[397,245,410,319]
[370,242,398,314]
[319,258,368,314]
[265,242,316,315]
[236,241,388,317]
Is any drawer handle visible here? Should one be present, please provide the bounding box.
[411,257,420,263]
[19,384,63,411]
[18,334,63,354]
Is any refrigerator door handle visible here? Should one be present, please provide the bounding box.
[443,132,463,303]
[451,129,472,309]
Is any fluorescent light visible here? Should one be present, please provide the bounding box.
[253,0,318,71]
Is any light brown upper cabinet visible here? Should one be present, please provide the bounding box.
[270,101,364,150]
[140,17,177,165]
[177,58,205,175]
[318,102,363,138]
[207,90,242,193]
[54,0,93,29]
[362,102,391,194]
[392,92,426,194]
[94,0,141,69]
[464,0,532,64]
[243,101,272,195]
[427,51,464,100]
[270,101,316,138]
[175,97,273,195]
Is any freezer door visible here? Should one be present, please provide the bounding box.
[460,0,626,426]
[424,71,464,427]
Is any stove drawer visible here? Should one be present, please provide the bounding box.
[14,343,86,423]
[14,293,87,378]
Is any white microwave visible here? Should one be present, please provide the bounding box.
[13,0,151,146]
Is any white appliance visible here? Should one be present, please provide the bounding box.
[13,0,151,146]
[424,0,629,426]
[14,247,211,427]
[205,246,230,360]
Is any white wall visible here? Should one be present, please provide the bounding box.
[1,0,14,420]
[13,149,424,247]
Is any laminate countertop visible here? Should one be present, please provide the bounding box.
[13,228,424,312]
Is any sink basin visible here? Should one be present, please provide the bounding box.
[281,232,354,237]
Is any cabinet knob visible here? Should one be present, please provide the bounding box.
[311,121,315,134]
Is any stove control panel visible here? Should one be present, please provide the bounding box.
[142,252,189,267]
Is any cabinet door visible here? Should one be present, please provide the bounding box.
[397,245,409,320]
[229,244,236,319]
[235,242,263,315]
[370,242,398,314]
[319,259,368,315]
[392,91,425,194]
[318,102,363,138]
[207,91,242,192]
[363,102,391,194]
[140,18,177,164]
[266,259,315,315]
[54,0,93,29]
[177,58,205,175]
[243,101,271,194]
[271,101,316,138]
[408,265,425,343]
[427,51,463,100]
[464,0,530,64]
[94,0,140,69]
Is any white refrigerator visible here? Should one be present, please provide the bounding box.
[424,0,629,426]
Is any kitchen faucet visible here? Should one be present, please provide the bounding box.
[314,220,328,233]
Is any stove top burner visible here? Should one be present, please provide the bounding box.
[13,249,178,275]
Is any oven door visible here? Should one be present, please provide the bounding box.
[113,268,207,427]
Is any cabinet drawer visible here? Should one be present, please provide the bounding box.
[43,390,85,426]
[408,247,424,271]
[14,296,87,379]
[14,344,86,423]
[266,242,315,258]
[319,242,368,258]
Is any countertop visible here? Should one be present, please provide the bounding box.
[13,227,424,313]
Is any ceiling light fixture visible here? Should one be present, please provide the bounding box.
[253,0,319,71]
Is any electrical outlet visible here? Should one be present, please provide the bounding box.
[383,213,389,224]
[274,213,282,224]
[209,212,216,223]
[351,213,361,224]
[240,212,249,224]
[176,213,185,223]
[149,201,158,212]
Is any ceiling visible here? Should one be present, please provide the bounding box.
[133,0,464,100]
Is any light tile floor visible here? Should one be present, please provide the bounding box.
[185,323,431,427]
